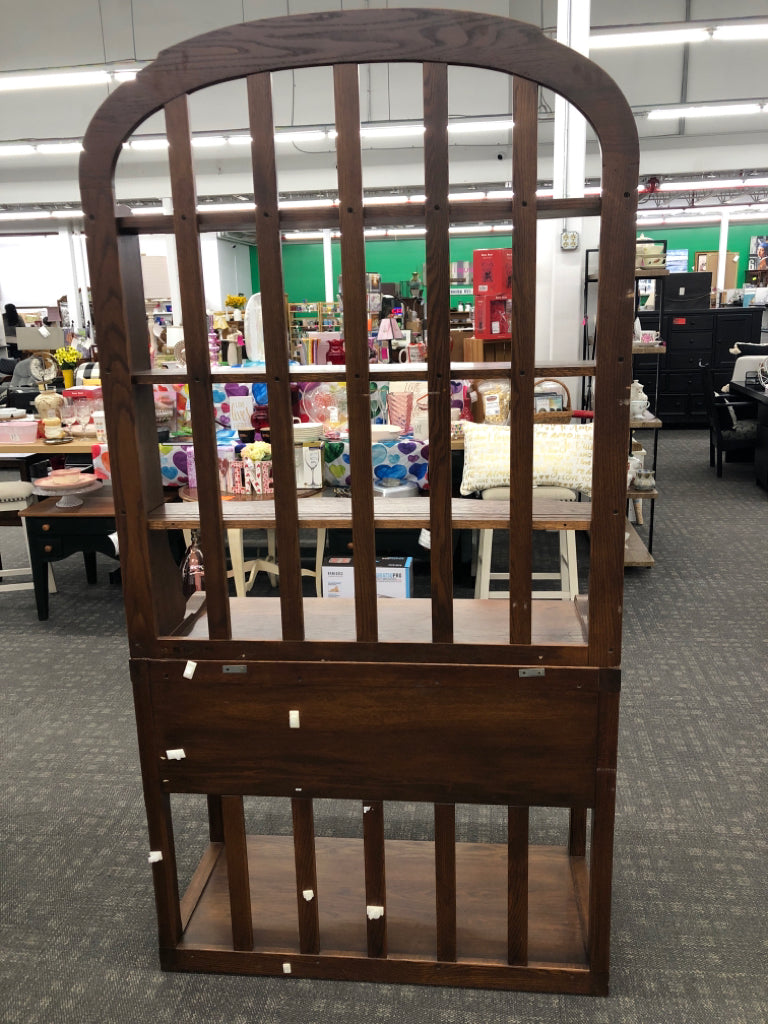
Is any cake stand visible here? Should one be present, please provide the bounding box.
[33,476,103,508]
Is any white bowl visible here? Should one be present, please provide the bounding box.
[371,424,402,442]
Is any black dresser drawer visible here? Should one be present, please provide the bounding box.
[667,350,712,371]
[667,313,714,332]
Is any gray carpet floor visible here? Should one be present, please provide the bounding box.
[2,429,767,1023]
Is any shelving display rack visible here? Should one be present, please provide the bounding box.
[80,9,638,995]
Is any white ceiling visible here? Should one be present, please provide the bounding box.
[2,0,768,211]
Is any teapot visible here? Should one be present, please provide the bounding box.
[630,380,647,403]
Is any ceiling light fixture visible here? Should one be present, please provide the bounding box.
[36,142,84,154]
[712,23,768,41]
[448,192,486,202]
[360,124,425,139]
[0,70,111,92]
[190,136,228,148]
[647,103,763,120]
[589,28,710,49]
[0,210,53,221]
[447,119,514,134]
[0,144,36,157]
[658,178,746,191]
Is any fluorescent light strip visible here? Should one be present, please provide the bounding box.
[190,136,227,149]
[386,227,426,236]
[0,144,36,157]
[486,190,514,200]
[360,125,424,139]
[36,142,83,154]
[713,23,768,41]
[0,211,54,221]
[447,119,514,134]
[363,195,408,206]
[659,178,746,191]
[448,192,486,202]
[449,224,494,234]
[113,69,140,82]
[197,202,255,213]
[129,206,165,215]
[0,70,111,92]
[648,103,763,120]
[590,28,710,49]
[278,198,336,210]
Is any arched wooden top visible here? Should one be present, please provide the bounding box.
[80,7,638,204]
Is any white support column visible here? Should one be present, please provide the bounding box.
[322,229,334,304]
[162,197,183,325]
[58,226,82,331]
[716,210,730,299]
[72,227,90,331]
[539,0,591,362]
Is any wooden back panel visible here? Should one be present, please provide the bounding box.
[79,9,638,665]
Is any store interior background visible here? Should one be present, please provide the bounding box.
[1,0,767,363]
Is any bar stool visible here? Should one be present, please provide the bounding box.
[473,486,579,600]
[0,482,56,594]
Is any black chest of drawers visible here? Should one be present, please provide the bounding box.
[636,306,763,426]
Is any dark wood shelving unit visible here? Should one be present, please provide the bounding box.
[80,9,638,995]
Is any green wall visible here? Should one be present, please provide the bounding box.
[251,234,512,306]
[250,223,768,298]
[637,223,768,286]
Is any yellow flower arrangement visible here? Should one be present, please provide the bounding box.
[225,294,247,311]
[242,440,271,462]
[54,345,81,369]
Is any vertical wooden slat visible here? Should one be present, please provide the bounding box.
[333,64,377,642]
[568,807,587,858]
[589,160,637,668]
[165,95,230,640]
[507,805,529,965]
[423,62,453,643]
[118,232,187,633]
[434,803,456,962]
[221,795,254,951]
[588,682,620,980]
[291,797,320,954]
[362,800,387,958]
[508,76,538,645]
[247,73,304,641]
[207,795,224,843]
[131,664,182,947]
[82,197,181,644]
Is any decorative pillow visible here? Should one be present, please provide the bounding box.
[731,343,768,356]
[460,421,511,494]
[533,422,593,494]
[460,421,593,495]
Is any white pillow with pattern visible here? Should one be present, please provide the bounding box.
[460,421,593,495]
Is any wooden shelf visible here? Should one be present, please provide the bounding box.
[172,596,589,653]
[136,359,598,385]
[631,343,666,355]
[623,520,654,567]
[173,835,590,986]
[629,416,663,429]
[148,496,592,532]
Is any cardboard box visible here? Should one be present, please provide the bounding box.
[473,295,511,339]
[322,556,413,599]
[472,248,513,295]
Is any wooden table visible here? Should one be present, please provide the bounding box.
[0,439,96,456]
[20,490,118,620]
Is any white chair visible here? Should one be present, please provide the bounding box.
[473,486,579,600]
[0,481,56,594]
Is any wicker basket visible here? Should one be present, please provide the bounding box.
[533,378,572,422]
